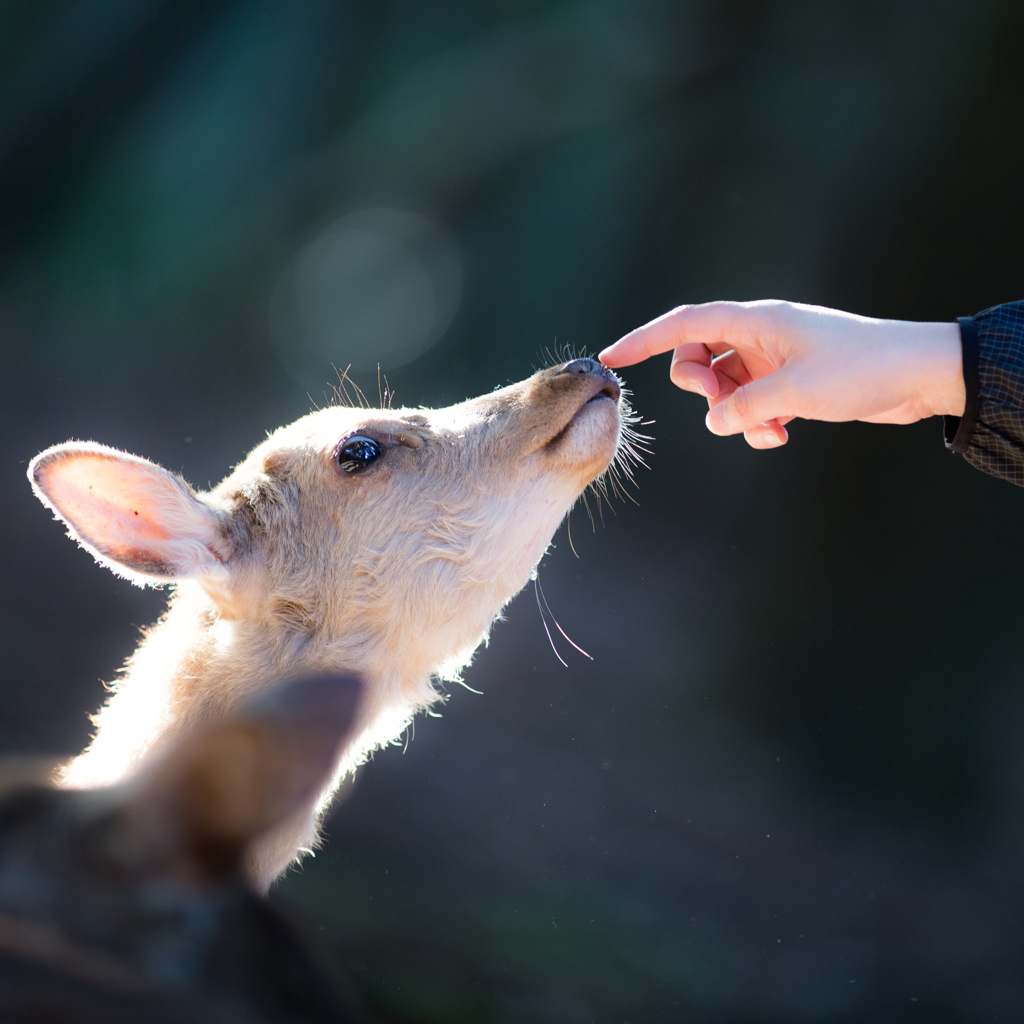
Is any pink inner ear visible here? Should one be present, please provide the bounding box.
[33,449,220,576]
[43,454,174,546]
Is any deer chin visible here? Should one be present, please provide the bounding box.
[539,392,622,487]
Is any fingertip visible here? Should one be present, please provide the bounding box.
[603,308,699,366]
[704,406,726,436]
[598,339,633,367]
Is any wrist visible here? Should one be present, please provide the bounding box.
[911,320,966,419]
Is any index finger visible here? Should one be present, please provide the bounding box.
[599,302,752,368]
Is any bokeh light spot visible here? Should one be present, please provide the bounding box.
[271,205,461,383]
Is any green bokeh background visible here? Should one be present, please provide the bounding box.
[4,3,1024,1020]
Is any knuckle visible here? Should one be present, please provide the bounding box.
[756,303,786,336]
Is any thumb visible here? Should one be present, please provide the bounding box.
[705,373,793,437]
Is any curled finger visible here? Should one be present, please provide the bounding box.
[669,358,720,399]
[743,419,789,449]
[704,373,791,436]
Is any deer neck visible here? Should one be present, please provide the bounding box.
[60,580,444,790]
[61,584,267,788]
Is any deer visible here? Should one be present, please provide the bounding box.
[0,673,367,1022]
[27,358,641,892]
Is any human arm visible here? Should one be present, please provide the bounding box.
[598,300,966,450]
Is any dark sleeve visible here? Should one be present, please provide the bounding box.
[943,301,1024,486]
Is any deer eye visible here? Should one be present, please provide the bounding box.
[336,436,383,474]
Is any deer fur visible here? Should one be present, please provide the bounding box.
[28,360,631,891]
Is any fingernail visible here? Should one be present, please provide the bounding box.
[762,431,783,448]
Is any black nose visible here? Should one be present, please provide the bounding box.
[558,357,621,402]
[562,358,602,376]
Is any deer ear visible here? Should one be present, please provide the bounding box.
[133,673,363,880]
[28,441,230,586]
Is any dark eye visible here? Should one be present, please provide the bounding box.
[337,435,383,474]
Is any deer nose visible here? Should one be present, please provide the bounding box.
[562,358,601,376]
[559,358,621,401]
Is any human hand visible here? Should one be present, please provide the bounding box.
[599,300,966,449]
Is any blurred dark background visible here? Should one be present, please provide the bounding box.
[4,2,1024,1020]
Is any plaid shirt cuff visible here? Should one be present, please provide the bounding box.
[943,301,1024,487]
